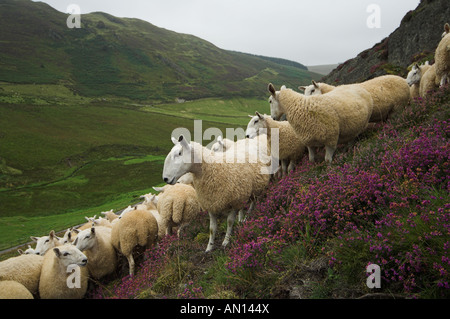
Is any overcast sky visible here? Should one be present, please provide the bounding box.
[34,0,420,66]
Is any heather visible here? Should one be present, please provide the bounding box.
[87,86,449,299]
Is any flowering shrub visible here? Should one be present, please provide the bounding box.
[177,280,205,299]
[226,87,450,298]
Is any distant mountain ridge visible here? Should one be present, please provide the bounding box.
[0,0,320,102]
[322,0,450,85]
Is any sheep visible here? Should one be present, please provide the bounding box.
[206,134,269,222]
[91,216,113,228]
[419,64,440,98]
[246,112,306,177]
[0,281,34,299]
[111,208,159,276]
[406,61,432,99]
[359,76,412,121]
[299,80,335,96]
[39,244,89,299]
[153,183,201,238]
[301,75,410,122]
[73,226,117,280]
[102,209,119,223]
[177,173,195,186]
[78,216,98,231]
[435,23,450,87]
[0,254,44,295]
[162,135,271,252]
[31,230,61,256]
[59,228,76,245]
[268,83,373,163]
[18,244,36,255]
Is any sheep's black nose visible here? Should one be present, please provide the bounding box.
[246,135,250,138]
[163,177,169,183]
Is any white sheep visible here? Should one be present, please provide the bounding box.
[162,135,271,252]
[419,64,440,98]
[435,23,450,87]
[58,228,76,245]
[209,135,268,222]
[111,208,159,276]
[39,244,89,299]
[0,254,44,295]
[92,216,113,228]
[301,75,410,122]
[73,226,117,280]
[269,83,373,163]
[246,112,306,177]
[0,281,34,299]
[406,61,432,99]
[153,183,201,238]
[299,80,335,96]
[101,209,119,223]
[177,173,195,186]
[31,230,61,256]
[18,244,36,255]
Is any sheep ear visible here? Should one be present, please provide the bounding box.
[73,228,80,234]
[91,227,96,235]
[445,23,450,33]
[280,85,286,91]
[179,135,190,149]
[217,135,223,142]
[18,249,24,255]
[268,83,276,96]
[312,80,319,89]
[153,186,165,192]
[298,86,306,91]
[248,114,254,118]
[255,111,263,120]
[53,247,61,258]
[30,236,39,242]
[49,230,55,238]
[171,137,178,145]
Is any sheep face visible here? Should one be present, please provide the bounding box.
[211,136,225,153]
[73,228,97,252]
[31,230,59,256]
[163,135,194,185]
[268,83,286,120]
[53,245,88,268]
[246,112,266,139]
[406,64,422,86]
[59,228,74,245]
[303,81,322,96]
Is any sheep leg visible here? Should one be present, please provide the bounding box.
[206,212,218,253]
[325,146,336,163]
[177,223,187,237]
[440,75,449,87]
[238,209,245,223]
[281,160,288,177]
[307,147,315,162]
[222,210,237,248]
[287,160,296,173]
[126,254,135,276]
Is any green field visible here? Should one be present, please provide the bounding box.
[0,88,270,252]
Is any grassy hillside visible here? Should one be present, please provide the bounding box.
[87,86,449,300]
[0,0,320,102]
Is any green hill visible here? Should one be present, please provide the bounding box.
[0,0,320,102]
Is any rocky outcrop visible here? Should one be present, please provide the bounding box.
[322,0,450,85]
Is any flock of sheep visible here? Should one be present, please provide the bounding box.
[0,23,449,300]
